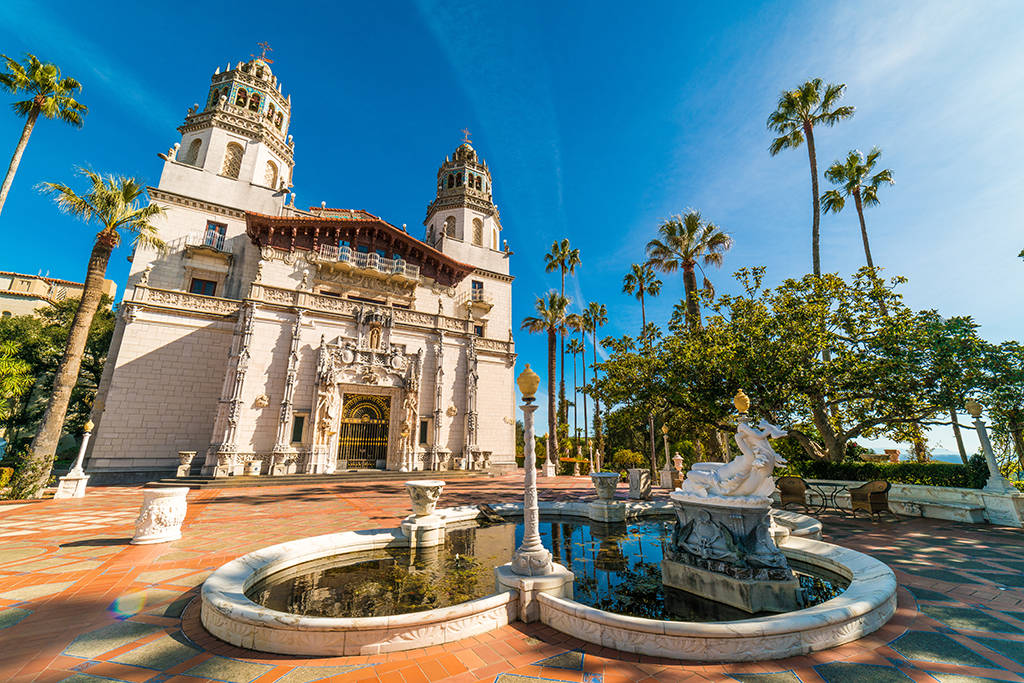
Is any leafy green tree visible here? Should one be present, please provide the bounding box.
[0,298,114,460]
[645,210,733,329]
[980,341,1024,471]
[16,170,164,497]
[0,54,87,216]
[768,79,855,275]
[622,263,661,333]
[522,291,570,467]
[821,148,894,269]
[544,239,581,428]
[0,341,32,423]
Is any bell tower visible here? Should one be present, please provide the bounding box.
[423,137,507,275]
[157,52,295,214]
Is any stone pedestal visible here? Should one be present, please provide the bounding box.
[131,488,189,545]
[979,490,1024,527]
[587,500,626,522]
[495,562,574,623]
[664,493,801,613]
[628,468,652,499]
[541,461,557,477]
[176,451,196,478]
[243,459,262,476]
[400,480,447,548]
[659,463,675,489]
[54,471,89,499]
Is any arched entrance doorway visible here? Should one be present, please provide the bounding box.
[337,394,390,469]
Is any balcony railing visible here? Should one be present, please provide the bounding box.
[317,244,419,280]
[185,229,226,252]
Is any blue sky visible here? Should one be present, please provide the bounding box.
[1,1,1022,455]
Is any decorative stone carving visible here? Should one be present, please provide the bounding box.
[131,488,189,544]
[627,468,652,499]
[176,451,196,478]
[253,393,270,408]
[406,480,445,516]
[590,472,620,501]
[676,420,788,506]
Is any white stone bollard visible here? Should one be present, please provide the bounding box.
[628,468,652,499]
[401,480,446,547]
[131,488,189,545]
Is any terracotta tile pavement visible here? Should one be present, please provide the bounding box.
[2,474,1024,682]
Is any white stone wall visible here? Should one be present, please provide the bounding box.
[89,310,233,472]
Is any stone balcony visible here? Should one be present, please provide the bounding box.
[316,244,420,282]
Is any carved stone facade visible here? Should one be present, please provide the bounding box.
[84,57,516,481]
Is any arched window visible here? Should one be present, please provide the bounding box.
[267,103,276,119]
[208,89,219,108]
[444,216,456,237]
[184,138,202,165]
[476,176,482,190]
[235,88,248,107]
[275,112,283,129]
[221,142,244,179]
[472,218,483,246]
[264,160,279,188]
[456,173,463,186]
[447,175,454,189]
[249,92,261,112]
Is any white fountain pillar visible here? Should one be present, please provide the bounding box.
[495,365,574,622]
[55,420,93,499]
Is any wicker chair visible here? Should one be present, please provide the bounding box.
[849,480,891,518]
[776,476,809,511]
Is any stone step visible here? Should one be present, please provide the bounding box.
[145,469,490,489]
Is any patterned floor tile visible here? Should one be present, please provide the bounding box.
[272,665,370,682]
[907,586,958,603]
[64,620,164,658]
[0,606,31,629]
[815,662,913,682]
[921,605,1024,633]
[970,635,1024,667]
[0,580,78,602]
[730,672,802,682]
[889,631,997,669]
[182,655,274,683]
[111,632,202,670]
[533,649,584,670]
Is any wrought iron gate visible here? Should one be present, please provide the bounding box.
[337,394,390,469]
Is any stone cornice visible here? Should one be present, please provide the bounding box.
[147,187,248,220]
[178,108,294,164]
[471,267,514,283]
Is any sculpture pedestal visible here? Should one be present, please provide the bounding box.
[131,488,189,545]
[54,471,89,499]
[400,514,445,548]
[628,468,652,499]
[587,500,626,522]
[541,461,557,477]
[664,494,801,614]
[495,562,574,623]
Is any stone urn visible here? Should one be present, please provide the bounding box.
[178,451,196,467]
[131,487,189,545]
[627,468,652,499]
[590,472,620,502]
[405,480,446,517]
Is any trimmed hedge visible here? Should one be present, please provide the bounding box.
[781,454,988,489]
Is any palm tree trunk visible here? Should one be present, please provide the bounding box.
[950,407,969,465]
[682,264,700,329]
[572,347,578,447]
[0,108,39,217]
[582,343,589,460]
[547,328,558,466]
[639,289,646,333]
[804,121,821,277]
[559,270,566,430]
[648,414,657,474]
[592,330,603,469]
[23,234,113,496]
[852,189,875,269]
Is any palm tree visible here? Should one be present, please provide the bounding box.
[645,210,733,329]
[767,79,855,276]
[544,239,581,427]
[19,169,165,496]
[0,54,87,217]
[582,301,607,468]
[821,148,894,270]
[622,263,661,333]
[567,335,585,449]
[521,291,570,469]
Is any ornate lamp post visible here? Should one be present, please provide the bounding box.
[496,364,574,622]
[511,365,553,575]
[55,420,93,499]
[966,399,1017,494]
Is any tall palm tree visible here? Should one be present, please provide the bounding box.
[582,301,607,468]
[567,335,585,447]
[521,291,570,469]
[622,263,661,333]
[645,210,733,329]
[19,169,165,496]
[0,54,87,217]
[821,148,894,270]
[544,239,581,427]
[767,79,855,276]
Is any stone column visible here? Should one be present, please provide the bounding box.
[464,337,480,469]
[55,421,93,499]
[212,304,255,477]
[272,312,304,473]
[430,332,447,470]
[495,366,573,622]
[967,400,1017,494]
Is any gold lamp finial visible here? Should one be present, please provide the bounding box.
[84,419,94,433]
[661,424,669,435]
[734,389,750,414]
[966,398,983,419]
[517,364,540,401]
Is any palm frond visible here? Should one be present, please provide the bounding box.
[821,189,845,214]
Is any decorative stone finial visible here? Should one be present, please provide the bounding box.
[517,365,540,401]
[734,389,750,414]
[661,424,669,435]
[84,420,94,433]
[966,398,983,419]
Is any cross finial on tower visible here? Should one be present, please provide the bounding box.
[253,41,274,64]
[461,128,472,144]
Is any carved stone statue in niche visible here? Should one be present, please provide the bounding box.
[315,389,339,446]
[368,326,382,350]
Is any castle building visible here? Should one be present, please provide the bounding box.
[86,57,516,481]
[1,271,116,318]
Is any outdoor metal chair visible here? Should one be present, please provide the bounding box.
[776,476,809,511]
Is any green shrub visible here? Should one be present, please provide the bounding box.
[0,467,12,488]
[780,458,982,488]
[608,449,646,473]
